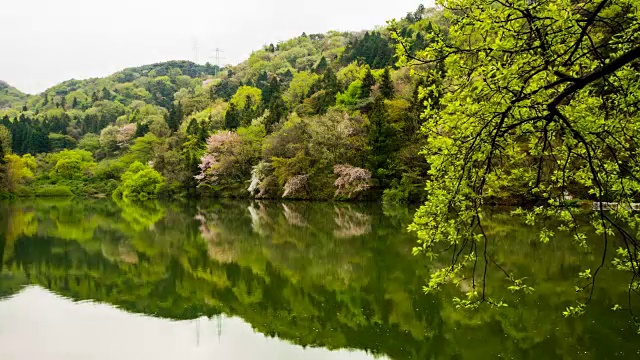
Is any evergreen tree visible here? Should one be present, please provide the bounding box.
[22,104,28,112]
[60,96,66,109]
[315,56,328,74]
[186,118,199,137]
[256,71,269,91]
[241,95,255,127]
[167,102,183,132]
[71,97,78,109]
[361,68,375,98]
[263,76,281,106]
[367,96,397,182]
[101,87,111,101]
[225,103,240,130]
[42,94,49,106]
[265,96,286,133]
[380,68,394,99]
[91,91,99,103]
[135,122,150,137]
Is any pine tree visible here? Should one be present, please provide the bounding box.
[361,68,376,98]
[240,95,255,126]
[71,97,78,109]
[167,102,182,132]
[101,87,111,101]
[225,103,240,130]
[380,68,394,99]
[315,56,328,74]
[367,96,397,183]
[265,96,286,133]
[186,118,199,136]
[42,94,49,106]
[262,76,281,106]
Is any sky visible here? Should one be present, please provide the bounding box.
[0,0,429,94]
[0,286,383,360]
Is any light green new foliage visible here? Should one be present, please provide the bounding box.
[48,149,96,180]
[393,0,640,314]
[115,161,165,200]
[230,86,262,110]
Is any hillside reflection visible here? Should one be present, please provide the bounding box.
[0,199,638,359]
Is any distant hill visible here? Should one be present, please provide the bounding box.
[0,81,29,109]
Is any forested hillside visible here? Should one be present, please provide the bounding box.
[0,81,28,109]
[0,5,436,202]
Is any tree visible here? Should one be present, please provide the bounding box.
[230,86,262,111]
[284,71,319,105]
[315,56,328,74]
[241,95,256,126]
[265,96,287,133]
[78,133,101,154]
[101,87,111,101]
[196,127,265,192]
[262,76,281,106]
[367,96,397,182]
[167,102,183,132]
[379,68,393,99]
[48,149,96,180]
[225,103,240,130]
[114,161,165,200]
[0,125,11,155]
[48,133,77,151]
[361,68,375,98]
[336,81,363,106]
[4,154,36,192]
[392,0,640,315]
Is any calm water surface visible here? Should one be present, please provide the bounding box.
[0,199,638,359]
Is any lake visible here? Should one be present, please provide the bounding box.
[0,199,638,359]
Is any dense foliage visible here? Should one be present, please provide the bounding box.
[0,200,638,359]
[391,0,640,324]
[2,1,639,329]
[0,10,432,203]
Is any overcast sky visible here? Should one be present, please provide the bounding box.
[0,0,429,94]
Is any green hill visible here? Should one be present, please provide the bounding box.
[0,81,29,109]
[0,5,437,202]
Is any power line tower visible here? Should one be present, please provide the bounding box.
[192,38,200,64]
[208,48,224,77]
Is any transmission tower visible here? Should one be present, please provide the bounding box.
[192,38,200,64]
[208,48,224,76]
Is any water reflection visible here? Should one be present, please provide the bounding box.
[0,199,638,359]
[0,286,378,360]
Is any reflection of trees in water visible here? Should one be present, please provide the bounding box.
[98,228,138,264]
[195,213,238,263]
[247,202,272,237]
[1,200,639,359]
[281,203,307,227]
[114,198,165,232]
[333,205,371,238]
